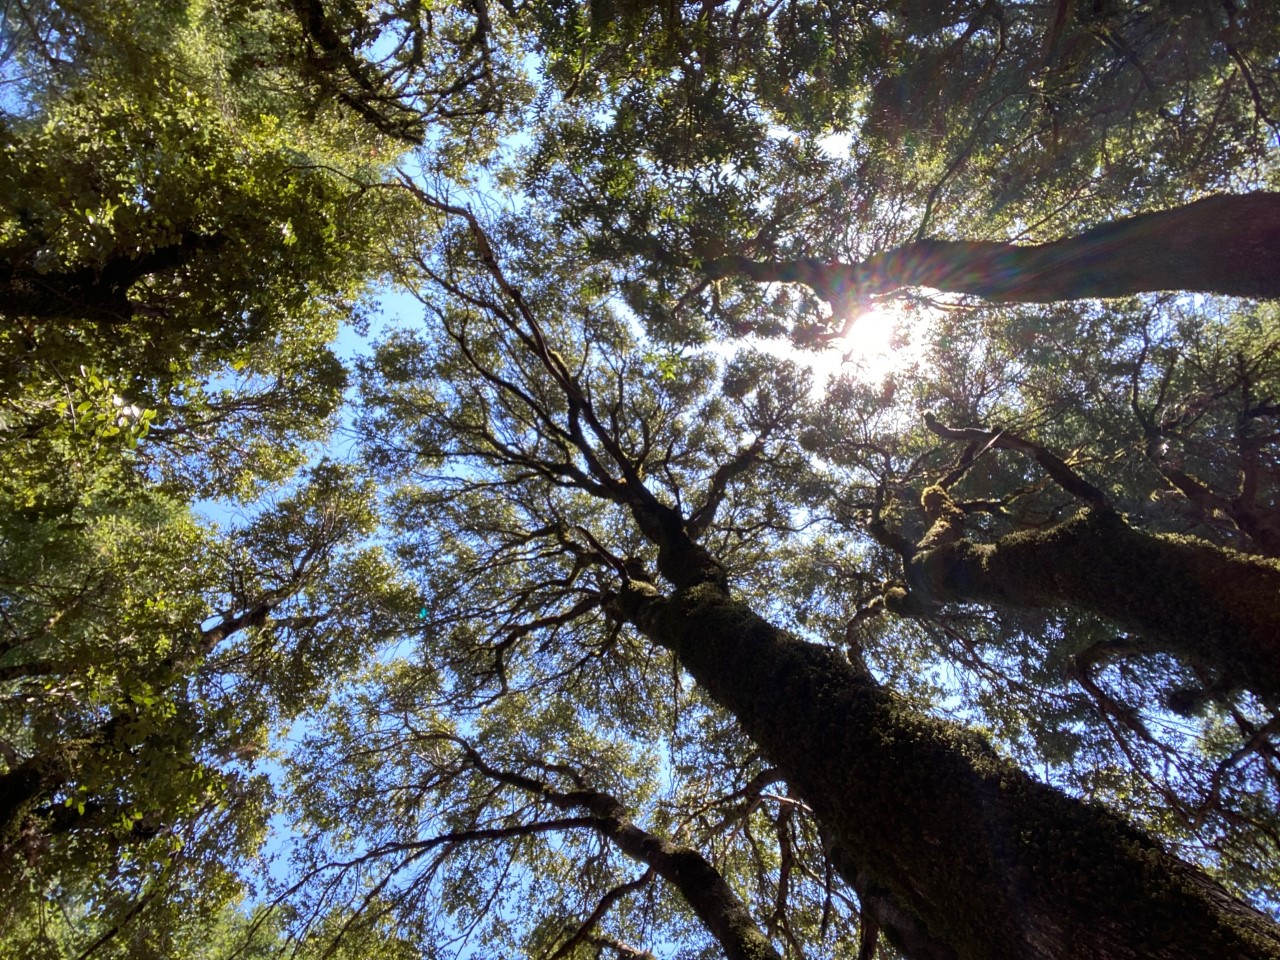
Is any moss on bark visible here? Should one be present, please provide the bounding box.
[623,580,1280,960]
[905,509,1280,704]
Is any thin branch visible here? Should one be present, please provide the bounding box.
[546,870,655,960]
[434,735,784,960]
[924,412,1110,510]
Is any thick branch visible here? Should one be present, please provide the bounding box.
[707,193,1280,307]
[0,752,58,854]
[899,508,1280,705]
[0,232,227,322]
[923,414,1109,510]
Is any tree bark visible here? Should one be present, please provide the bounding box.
[620,578,1280,960]
[0,739,94,869]
[0,232,226,323]
[706,193,1280,304]
[0,715,132,848]
[896,508,1280,705]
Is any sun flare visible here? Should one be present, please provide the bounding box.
[794,301,930,392]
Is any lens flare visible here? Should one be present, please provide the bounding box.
[802,301,929,391]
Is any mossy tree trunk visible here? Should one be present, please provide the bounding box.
[895,509,1280,705]
[621,576,1280,960]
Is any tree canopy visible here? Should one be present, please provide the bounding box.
[2,1,1280,959]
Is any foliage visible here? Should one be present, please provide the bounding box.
[0,450,416,953]
[3,0,1280,958]
[0,0,414,501]
[0,0,430,948]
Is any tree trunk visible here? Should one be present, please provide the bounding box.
[896,508,1280,705]
[620,579,1280,960]
[0,232,226,323]
[0,749,69,865]
[707,193,1280,304]
[0,716,123,870]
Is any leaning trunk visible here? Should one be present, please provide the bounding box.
[860,192,1280,301]
[899,509,1280,705]
[622,579,1280,960]
[707,192,1280,304]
